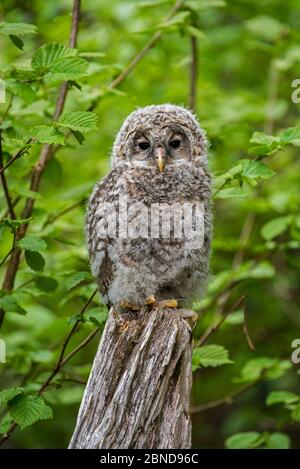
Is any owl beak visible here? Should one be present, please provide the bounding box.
[155,146,166,172]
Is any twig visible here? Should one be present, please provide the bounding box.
[39,289,97,394]
[189,28,198,111]
[42,198,87,228]
[242,303,255,351]
[0,130,16,219]
[0,289,99,447]
[0,140,32,177]
[196,294,246,347]
[190,381,257,414]
[0,0,81,329]
[0,94,13,125]
[89,0,184,111]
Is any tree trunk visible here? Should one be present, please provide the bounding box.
[69,306,195,449]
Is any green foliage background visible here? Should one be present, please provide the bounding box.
[0,0,299,449]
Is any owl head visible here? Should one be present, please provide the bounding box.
[112,104,208,172]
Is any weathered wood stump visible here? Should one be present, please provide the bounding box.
[69,306,195,449]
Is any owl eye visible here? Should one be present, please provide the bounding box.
[138,141,150,150]
[169,139,181,149]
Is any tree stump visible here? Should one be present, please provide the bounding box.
[69,306,195,449]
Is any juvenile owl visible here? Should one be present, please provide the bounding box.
[86,104,212,312]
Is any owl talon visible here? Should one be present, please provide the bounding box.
[158,299,178,309]
[120,301,141,311]
[146,295,156,306]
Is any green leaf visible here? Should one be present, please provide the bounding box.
[242,160,276,180]
[249,132,282,155]
[25,250,45,272]
[18,236,47,252]
[0,22,37,36]
[9,35,24,50]
[25,125,65,145]
[292,403,300,421]
[246,16,289,43]
[65,271,93,291]
[85,306,108,326]
[185,26,205,40]
[266,432,291,449]
[225,310,244,325]
[31,43,76,73]
[266,390,300,406]
[0,418,13,435]
[5,79,35,104]
[44,57,88,82]
[261,215,292,241]
[235,357,291,383]
[8,394,53,429]
[192,345,233,371]
[225,432,264,449]
[35,276,58,293]
[0,387,24,406]
[57,111,98,134]
[279,126,300,146]
[0,294,27,315]
[215,187,247,199]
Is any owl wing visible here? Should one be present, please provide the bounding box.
[85,167,123,306]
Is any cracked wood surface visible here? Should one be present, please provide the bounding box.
[69,306,194,449]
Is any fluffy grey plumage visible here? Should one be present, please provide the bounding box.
[86,104,212,311]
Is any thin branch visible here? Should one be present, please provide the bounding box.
[196,295,246,347]
[0,140,32,177]
[0,289,99,447]
[39,289,97,394]
[42,198,86,228]
[89,0,184,111]
[0,94,13,125]
[242,303,255,351]
[191,381,257,414]
[0,130,16,219]
[0,0,81,329]
[189,30,198,111]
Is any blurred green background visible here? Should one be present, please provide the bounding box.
[0,0,299,449]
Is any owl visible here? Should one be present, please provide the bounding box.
[86,104,212,313]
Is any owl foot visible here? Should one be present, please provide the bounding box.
[146,295,156,306]
[115,301,140,314]
[157,299,178,309]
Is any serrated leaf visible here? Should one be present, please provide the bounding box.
[215,187,247,199]
[266,390,300,406]
[225,432,264,449]
[235,357,291,383]
[44,57,88,82]
[0,387,24,406]
[25,125,65,145]
[18,236,47,252]
[261,215,292,241]
[192,345,233,371]
[0,417,13,434]
[279,126,300,146]
[32,43,76,73]
[242,159,276,180]
[8,394,53,429]
[65,271,93,291]
[35,276,58,293]
[5,79,35,104]
[0,295,27,315]
[57,111,98,134]
[266,432,290,449]
[0,22,37,36]
[25,250,45,272]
